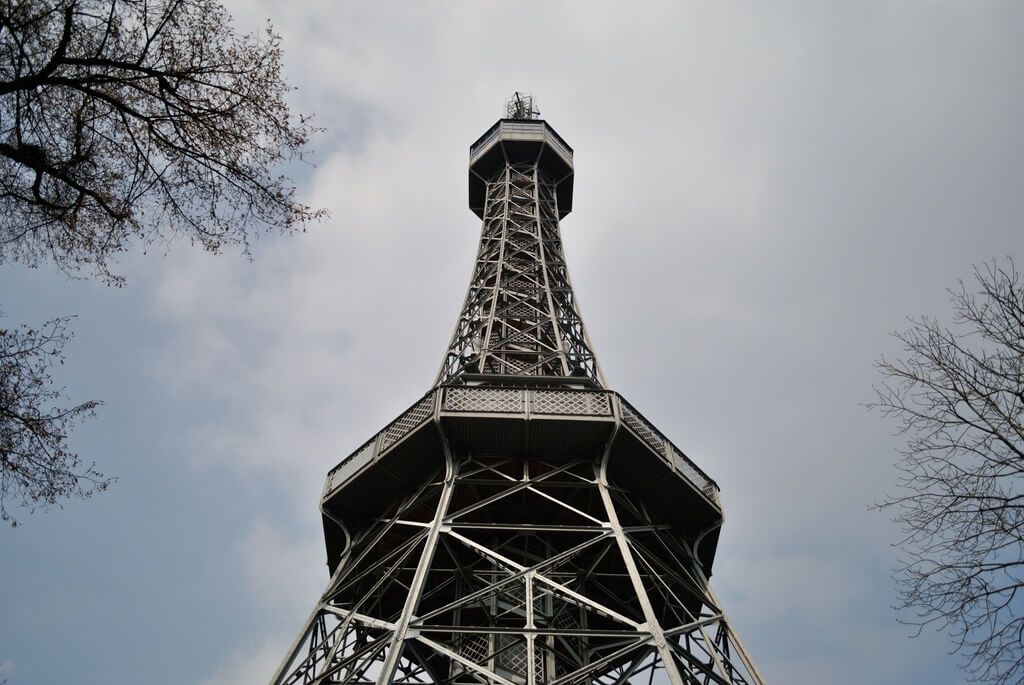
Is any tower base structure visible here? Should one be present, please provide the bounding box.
[271,385,763,685]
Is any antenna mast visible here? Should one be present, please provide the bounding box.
[505,91,540,120]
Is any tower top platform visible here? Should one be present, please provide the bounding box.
[468,118,575,219]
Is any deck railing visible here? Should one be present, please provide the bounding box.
[322,386,719,507]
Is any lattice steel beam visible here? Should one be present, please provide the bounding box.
[437,120,602,387]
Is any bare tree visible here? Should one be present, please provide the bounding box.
[872,258,1024,685]
[0,0,324,282]
[0,0,324,522]
[1,313,107,525]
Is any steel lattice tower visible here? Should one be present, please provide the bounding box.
[272,95,764,685]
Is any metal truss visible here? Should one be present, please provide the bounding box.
[271,452,762,685]
[437,163,603,387]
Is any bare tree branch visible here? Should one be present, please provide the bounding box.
[0,0,324,523]
[871,257,1024,685]
[0,0,326,284]
[0,312,108,526]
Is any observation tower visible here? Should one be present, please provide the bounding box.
[272,94,764,685]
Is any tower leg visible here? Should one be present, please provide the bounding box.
[376,453,457,684]
[596,455,687,685]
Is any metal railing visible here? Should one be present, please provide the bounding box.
[321,391,435,499]
[469,120,574,167]
[618,398,719,503]
[322,386,720,506]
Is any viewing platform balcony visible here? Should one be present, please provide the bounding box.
[319,384,724,573]
[468,119,575,219]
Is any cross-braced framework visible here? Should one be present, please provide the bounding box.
[437,163,602,386]
[272,453,761,685]
[273,111,764,685]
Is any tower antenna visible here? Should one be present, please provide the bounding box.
[505,91,540,120]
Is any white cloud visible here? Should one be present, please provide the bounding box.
[197,522,327,685]
[200,633,293,685]
[134,3,1024,684]
[237,520,326,617]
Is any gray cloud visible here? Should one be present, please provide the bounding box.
[3,2,1022,684]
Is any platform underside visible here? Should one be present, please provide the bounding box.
[320,386,723,576]
[273,454,759,685]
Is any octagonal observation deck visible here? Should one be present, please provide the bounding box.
[469,119,575,219]
[320,382,723,576]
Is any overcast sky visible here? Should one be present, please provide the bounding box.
[2,2,1024,684]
